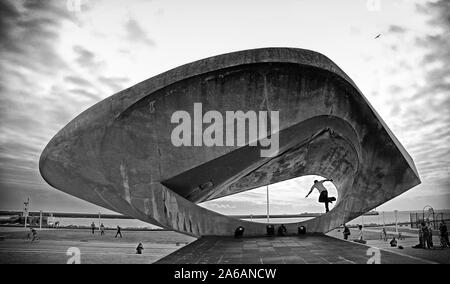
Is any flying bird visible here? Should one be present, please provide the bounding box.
[375,33,382,39]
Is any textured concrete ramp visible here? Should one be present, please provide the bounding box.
[155,236,429,264]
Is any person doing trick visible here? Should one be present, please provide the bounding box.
[305,178,336,213]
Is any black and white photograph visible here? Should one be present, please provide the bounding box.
[0,0,449,270]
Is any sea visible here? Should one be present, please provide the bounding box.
[51,209,450,230]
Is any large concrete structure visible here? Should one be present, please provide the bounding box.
[39,48,420,237]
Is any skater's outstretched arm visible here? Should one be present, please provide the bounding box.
[305,185,315,198]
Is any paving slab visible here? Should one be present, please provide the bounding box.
[156,235,434,264]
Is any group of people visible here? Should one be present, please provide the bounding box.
[90,222,123,238]
[413,220,449,249]
[342,224,401,248]
[342,224,365,244]
[90,222,144,255]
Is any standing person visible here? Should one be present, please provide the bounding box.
[413,222,425,248]
[100,223,105,236]
[305,179,336,213]
[90,222,95,234]
[439,221,449,248]
[343,224,350,240]
[353,225,366,244]
[426,221,434,248]
[381,227,387,241]
[422,222,431,249]
[115,225,122,238]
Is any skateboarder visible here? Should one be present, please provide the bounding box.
[305,179,336,212]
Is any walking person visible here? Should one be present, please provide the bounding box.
[305,179,336,213]
[115,225,123,238]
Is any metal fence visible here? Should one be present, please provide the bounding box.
[410,212,450,230]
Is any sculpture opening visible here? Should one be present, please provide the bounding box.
[200,175,339,224]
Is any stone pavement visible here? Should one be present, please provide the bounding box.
[155,235,431,264]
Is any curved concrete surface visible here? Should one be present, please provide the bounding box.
[39,48,420,237]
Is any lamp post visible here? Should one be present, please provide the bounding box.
[98,212,101,231]
[394,210,398,234]
[39,210,43,230]
[23,197,30,229]
[266,185,270,224]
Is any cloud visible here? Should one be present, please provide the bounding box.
[69,89,103,102]
[98,76,130,92]
[0,1,75,74]
[372,0,450,206]
[0,0,113,212]
[124,18,156,46]
[64,75,94,87]
[0,0,448,215]
[388,25,407,34]
[73,45,104,70]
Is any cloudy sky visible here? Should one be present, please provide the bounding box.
[0,0,448,216]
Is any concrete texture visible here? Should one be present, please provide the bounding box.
[39,48,420,237]
[0,228,195,264]
[155,235,430,264]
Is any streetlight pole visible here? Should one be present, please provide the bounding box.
[98,212,101,231]
[24,196,30,229]
[266,185,270,224]
[39,210,42,230]
[394,210,398,234]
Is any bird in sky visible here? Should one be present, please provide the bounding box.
[375,33,382,39]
